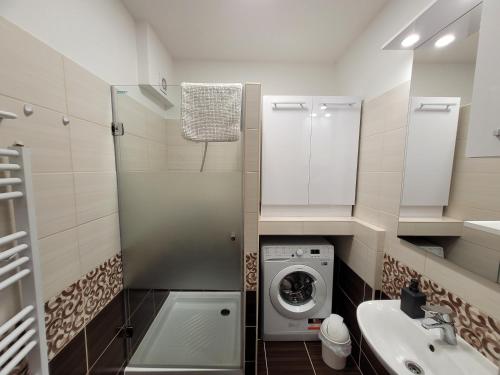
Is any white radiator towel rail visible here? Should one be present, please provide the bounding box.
[0,146,49,375]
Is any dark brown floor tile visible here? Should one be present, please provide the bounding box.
[305,341,361,374]
[86,292,125,368]
[245,361,256,375]
[49,330,87,375]
[89,332,127,375]
[152,289,169,314]
[338,260,365,306]
[265,341,314,375]
[257,340,267,375]
[129,290,155,353]
[361,337,390,375]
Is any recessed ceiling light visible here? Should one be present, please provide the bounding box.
[325,113,331,118]
[401,33,420,48]
[320,105,327,110]
[435,34,456,48]
[311,113,317,117]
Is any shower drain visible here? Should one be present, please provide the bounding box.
[404,360,424,375]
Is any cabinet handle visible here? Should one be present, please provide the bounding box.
[417,103,456,111]
[272,102,306,109]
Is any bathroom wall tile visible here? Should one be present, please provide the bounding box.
[335,237,379,289]
[153,289,169,313]
[78,214,121,278]
[245,327,257,361]
[353,220,385,251]
[245,252,257,291]
[70,117,116,172]
[244,172,259,213]
[244,212,258,253]
[145,111,168,143]
[358,352,377,375]
[83,254,123,323]
[86,291,125,368]
[88,333,126,375]
[204,140,242,171]
[335,287,361,344]
[147,140,168,172]
[129,290,155,352]
[119,133,149,172]
[338,259,366,306]
[63,58,111,126]
[245,291,257,327]
[377,172,402,215]
[32,173,77,238]
[39,228,81,301]
[0,95,72,173]
[244,83,261,130]
[74,172,118,225]
[258,220,303,235]
[244,128,260,172]
[302,220,353,235]
[115,94,148,138]
[127,289,152,319]
[48,330,87,375]
[0,18,67,113]
[166,144,204,171]
[381,127,405,173]
[45,279,86,359]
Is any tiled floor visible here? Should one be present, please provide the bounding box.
[257,340,361,375]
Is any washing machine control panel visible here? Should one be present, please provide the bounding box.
[262,245,334,260]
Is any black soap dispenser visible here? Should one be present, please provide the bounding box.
[400,278,426,319]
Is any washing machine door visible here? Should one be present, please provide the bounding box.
[269,265,327,319]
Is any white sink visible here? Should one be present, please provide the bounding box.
[357,300,498,375]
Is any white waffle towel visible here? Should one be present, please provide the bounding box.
[181,83,242,142]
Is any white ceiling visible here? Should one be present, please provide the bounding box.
[123,0,388,63]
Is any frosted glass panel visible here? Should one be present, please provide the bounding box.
[113,85,242,291]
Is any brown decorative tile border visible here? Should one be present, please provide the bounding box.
[45,254,123,359]
[382,253,500,365]
[245,252,257,291]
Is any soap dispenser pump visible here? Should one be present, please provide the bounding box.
[400,278,426,319]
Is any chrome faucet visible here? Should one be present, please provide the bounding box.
[421,305,457,345]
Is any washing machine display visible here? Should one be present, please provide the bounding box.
[261,237,334,341]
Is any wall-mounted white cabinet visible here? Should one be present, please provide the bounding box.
[466,0,500,157]
[400,97,461,218]
[261,95,361,217]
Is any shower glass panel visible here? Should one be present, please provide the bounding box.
[112,85,243,374]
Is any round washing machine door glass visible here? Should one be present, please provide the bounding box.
[270,265,327,319]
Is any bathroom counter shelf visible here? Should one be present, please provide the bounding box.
[398,217,463,236]
[258,216,385,236]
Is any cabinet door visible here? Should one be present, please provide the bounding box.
[261,96,312,206]
[309,96,361,205]
[402,97,461,206]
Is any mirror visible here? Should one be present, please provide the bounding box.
[398,4,500,284]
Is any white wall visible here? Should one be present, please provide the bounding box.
[335,0,436,99]
[412,63,475,104]
[0,0,174,86]
[174,60,338,96]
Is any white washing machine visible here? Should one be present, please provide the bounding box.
[261,237,334,341]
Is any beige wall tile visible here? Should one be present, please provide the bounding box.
[378,172,402,215]
[385,237,427,274]
[244,172,259,213]
[0,287,20,325]
[39,228,81,300]
[118,133,149,172]
[353,220,385,250]
[0,18,67,113]
[70,117,115,172]
[166,145,203,171]
[0,95,72,172]
[203,141,242,172]
[78,214,120,275]
[244,212,258,253]
[336,237,379,288]
[147,140,168,172]
[381,127,406,173]
[33,173,77,238]
[146,111,168,143]
[244,128,260,172]
[63,58,111,125]
[74,172,118,225]
[244,84,261,130]
[115,94,148,137]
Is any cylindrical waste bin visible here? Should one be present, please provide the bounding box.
[319,314,351,370]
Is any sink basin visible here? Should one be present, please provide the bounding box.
[357,300,498,375]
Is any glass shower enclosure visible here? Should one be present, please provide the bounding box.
[111,85,244,374]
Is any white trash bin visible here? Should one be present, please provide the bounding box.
[319,314,351,370]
